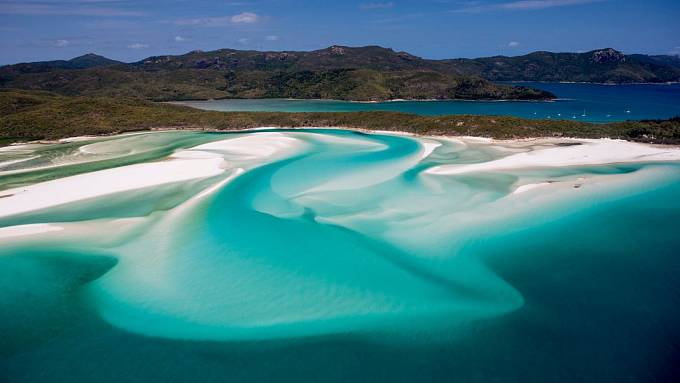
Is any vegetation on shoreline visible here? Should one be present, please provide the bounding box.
[2,89,679,146]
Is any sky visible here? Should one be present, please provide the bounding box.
[1,0,679,65]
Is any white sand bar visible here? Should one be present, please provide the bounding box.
[0,157,226,218]
[0,223,64,239]
[188,132,305,159]
[0,132,306,218]
[512,182,554,195]
[427,139,680,175]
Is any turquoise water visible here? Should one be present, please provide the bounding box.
[1,130,680,382]
[177,82,680,123]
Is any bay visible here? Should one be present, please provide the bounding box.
[176,82,680,123]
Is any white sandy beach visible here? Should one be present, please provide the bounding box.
[2,129,680,226]
[0,157,226,218]
[0,132,305,220]
[0,223,64,239]
[426,138,680,175]
[512,182,554,195]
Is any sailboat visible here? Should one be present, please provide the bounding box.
[581,109,587,117]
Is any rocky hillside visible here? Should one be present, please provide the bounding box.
[0,46,552,102]
[3,46,678,102]
[448,48,680,83]
[126,46,680,83]
[133,45,434,72]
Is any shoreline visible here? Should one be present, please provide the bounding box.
[169,97,556,106]
[5,125,680,148]
[168,80,680,105]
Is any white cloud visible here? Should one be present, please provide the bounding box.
[174,17,231,27]
[453,0,605,13]
[127,43,148,49]
[508,41,520,47]
[359,2,394,10]
[265,35,279,41]
[55,39,70,47]
[237,38,249,45]
[504,0,604,10]
[174,35,188,42]
[174,12,260,27]
[230,12,259,23]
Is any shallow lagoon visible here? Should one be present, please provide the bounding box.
[1,130,680,382]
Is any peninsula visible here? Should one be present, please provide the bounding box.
[2,89,679,146]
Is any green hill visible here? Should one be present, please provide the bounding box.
[1,54,122,74]
[2,89,678,146]
[3,46,678,102]
[449,48,680,83]
[0,46,552,102]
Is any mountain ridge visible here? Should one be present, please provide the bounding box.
[3,54,123,74]
[445,48,680,83]
[1,46,678,102]
[4,46,678,82]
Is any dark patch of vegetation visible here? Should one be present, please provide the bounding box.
[2,46,679,105]
[2,89,679,145]
[1,54,122,75]
[0,46,556,102]
[0,67,553,102]
[447,48,680,83]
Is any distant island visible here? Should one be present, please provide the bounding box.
[1,46,678,103]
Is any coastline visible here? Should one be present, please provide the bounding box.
[155,82,680,106]
[5,124,680,148]
[170,96,557,106]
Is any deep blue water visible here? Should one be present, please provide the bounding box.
[177,82,680,123]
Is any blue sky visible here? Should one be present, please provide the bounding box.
[1,0,679,65]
